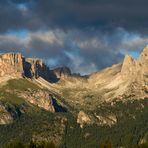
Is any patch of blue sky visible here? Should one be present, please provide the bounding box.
[129,51,140,59]
[45,59,58,68]
[16,2,30,11]
[17,3,27,10]
[120,48,140,59]
[5,30,28,38]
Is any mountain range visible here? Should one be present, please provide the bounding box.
[0,46,148,147]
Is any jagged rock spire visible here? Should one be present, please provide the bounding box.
[121,54,137,77]
[138,45,148,65]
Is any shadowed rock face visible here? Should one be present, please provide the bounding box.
[24,58,50,79]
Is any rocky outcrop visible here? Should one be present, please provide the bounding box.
[19,89,55,112]
[0,104,13,125]
[95,114,117,126]
[77,111,117,128]
[77,111,92,128]
[121,54,137,78]
[0,53,24,77]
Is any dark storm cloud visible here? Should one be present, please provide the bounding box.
[32,0,148,32]
[1,0,148,33]
[33,0,148,34]
[0,0,44,33]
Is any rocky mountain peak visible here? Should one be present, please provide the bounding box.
[138,45,148,66]
[141,45,148,55]
[121,54,137,77]
[122,54,136,66]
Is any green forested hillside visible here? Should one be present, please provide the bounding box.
[0,99,148,148]
[0,79,148,148]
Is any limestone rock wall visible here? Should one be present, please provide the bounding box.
[0,53,24,77]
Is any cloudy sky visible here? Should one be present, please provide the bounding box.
[0,0,148,74]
